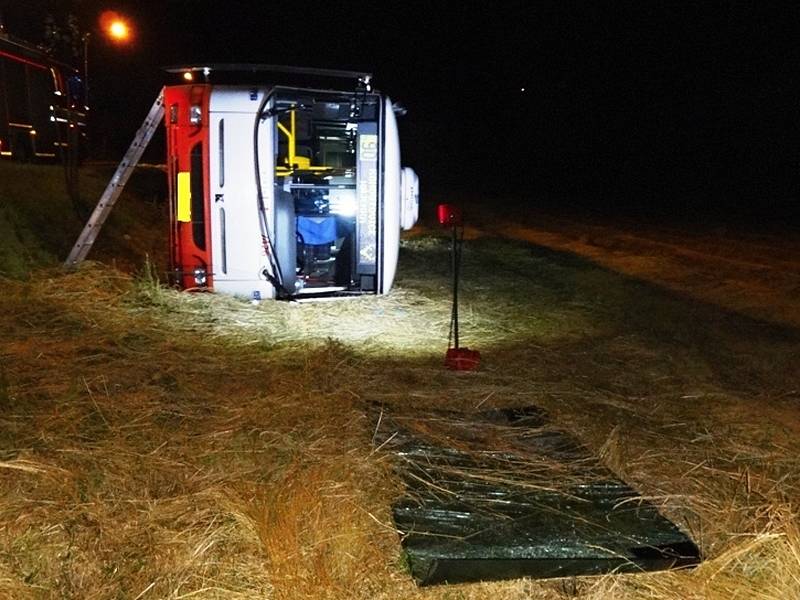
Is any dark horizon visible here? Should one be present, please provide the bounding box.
[1,1,798,222]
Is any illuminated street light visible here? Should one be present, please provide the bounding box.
[98,10,133,45]
[107,19,131,43]
[84,12,134,105]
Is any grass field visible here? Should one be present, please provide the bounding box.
[1,162,799,598]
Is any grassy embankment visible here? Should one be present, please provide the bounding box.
[1,161,799,598]
[0,161,166,278]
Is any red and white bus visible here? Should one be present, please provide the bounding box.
[0,32,86,160]
[164,67,419,300]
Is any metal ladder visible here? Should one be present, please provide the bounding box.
[64,89,165,267]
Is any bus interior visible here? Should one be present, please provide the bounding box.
[272,87,381,294]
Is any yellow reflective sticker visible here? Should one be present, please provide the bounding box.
[177,172,191,222]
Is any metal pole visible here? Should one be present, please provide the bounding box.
[452,225,460,349]
[82,33,90,106]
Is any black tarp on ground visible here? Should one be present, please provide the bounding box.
[373,405,701,586]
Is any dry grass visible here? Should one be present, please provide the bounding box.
[458,201,800,331]
[0,266,403,598]
[1,224,799,598]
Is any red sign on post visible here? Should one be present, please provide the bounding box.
[437,204,462,227]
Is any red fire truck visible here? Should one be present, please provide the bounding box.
[164,66,419,300]
[0,31,86,160]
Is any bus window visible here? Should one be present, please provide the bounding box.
[190,142,206,250]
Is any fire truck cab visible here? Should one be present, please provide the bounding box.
[0,31,86,160]
[165,66,419,300]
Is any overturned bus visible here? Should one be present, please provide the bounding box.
[164,65,419,300]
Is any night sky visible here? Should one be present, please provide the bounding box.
[2,1,798,222]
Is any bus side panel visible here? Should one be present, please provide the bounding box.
[164,85,213,289]
[208,88,277,300]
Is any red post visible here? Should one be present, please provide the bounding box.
[437,203,480,371]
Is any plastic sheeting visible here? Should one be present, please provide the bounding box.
[373,406,701,586]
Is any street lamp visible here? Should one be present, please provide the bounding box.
[106,18,131,43]
[83,12,134,105]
